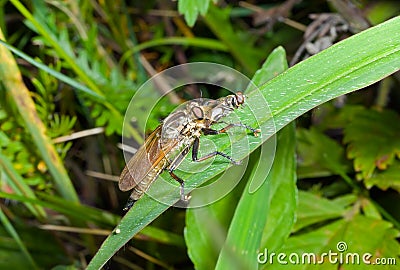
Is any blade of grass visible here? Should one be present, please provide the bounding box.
[0,39,142,142]
[0,191,185,247]
[0,40,104,101]
[9,0,101,96]
[184,46,286,269]
[203,5,264,74]
[86,16,400,269]
[0,208,38,269]
[0,28,79,202]
[8,0,141,140]
[184,165,249,269]
[120,37,229,67]
[215,123,296,269]
[0,153,46,219]
[215,49,296,269]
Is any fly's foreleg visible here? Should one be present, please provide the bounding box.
[168,170,187,201]
[192,137,241,165]
[202,121,261,137]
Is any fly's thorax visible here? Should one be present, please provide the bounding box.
[161,99,211,140]
[162,110,188,140]
[159,93,244,151]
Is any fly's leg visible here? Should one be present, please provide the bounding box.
[168,170,188,201]
[167,146,191,201]
[192,137,241,165]
[123,198,136,211]
[203,122,261,137]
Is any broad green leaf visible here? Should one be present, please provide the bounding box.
[87,16,400,269]
[293,192,356,232]
[259,123,297,251]
[367,159,400,192]
[297,127,350,178]
[360,197,382,219]
[261,215,400,270]
[342,107,400,180]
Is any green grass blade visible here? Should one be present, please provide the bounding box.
[0,153,46,219]
[8,0,141,140]
[122,37,228,62]
[0,40,105,101]
[204,5,264,74]
[0,191,185,247]
[9,0,101,96]
[0,209,38,269]
[184,165,249,269]
[184,46,287,270]
[215,123,296,270]
[0,29,79,202]
[87,16,400,269]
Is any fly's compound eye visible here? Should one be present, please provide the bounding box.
[235,92,245,105]
[211,107,223,121]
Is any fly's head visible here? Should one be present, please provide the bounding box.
[210,92,246,122]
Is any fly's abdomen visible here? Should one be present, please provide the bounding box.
[129,158,168,201]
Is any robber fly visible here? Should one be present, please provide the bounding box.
[119,92,260,210]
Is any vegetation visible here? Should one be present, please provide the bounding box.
[0,1,399,269]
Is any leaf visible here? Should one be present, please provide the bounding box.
[366,159,400,192]
[184,47,288,270]
[215,122,297,270]
[293,192,356,232]
[204,5,264,74]
[184,165,246,270]
[178,0,212,27]
[0,209,38,269]
[86,17,400,269]
[0,217,70,269]
[297,127,350,178]
[0,153,47,219]
[260,215,400,270]
[0,28,79,202]
[343,107,400,180]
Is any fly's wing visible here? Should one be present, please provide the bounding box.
[118,125,178,191]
